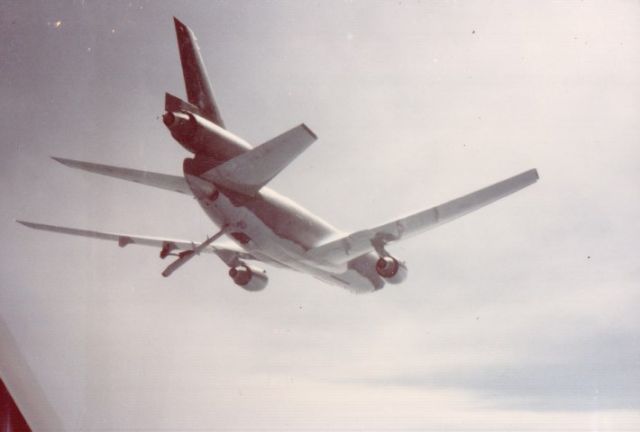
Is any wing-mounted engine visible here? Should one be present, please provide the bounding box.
[375,255,408,284]
[228,264,268,292]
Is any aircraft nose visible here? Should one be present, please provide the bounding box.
[162,111,175,126]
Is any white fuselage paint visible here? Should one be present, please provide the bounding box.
[187,179,385,293]
[169,111,386,293]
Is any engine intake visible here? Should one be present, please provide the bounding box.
[229,264,268,292]
[163,111,197,141]
[375,256,408,284]
[163,110,251,158]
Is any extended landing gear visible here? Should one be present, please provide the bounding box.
[161,225,229,277]
[159,242,177,259]
[158,224,268,291]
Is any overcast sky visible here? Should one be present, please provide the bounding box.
[1,0,639,430]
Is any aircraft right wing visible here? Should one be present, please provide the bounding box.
[51,157,193,195]
[306,169,539,267]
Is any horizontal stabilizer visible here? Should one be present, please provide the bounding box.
[16,220,254,267]
[306,169,539,266]
[201,123,317,196]
[52,157,192,195]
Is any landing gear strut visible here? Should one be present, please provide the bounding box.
[161,224,229,277]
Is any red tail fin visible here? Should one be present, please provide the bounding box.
[174,17,225,127]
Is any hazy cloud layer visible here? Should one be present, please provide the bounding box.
[368,326,640,411]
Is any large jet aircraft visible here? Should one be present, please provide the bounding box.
[18,18,539,293]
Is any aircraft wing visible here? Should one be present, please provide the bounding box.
[306,169,539,266]
[52,157,193,195]
[201,123,317,196]
[16,221,255,267]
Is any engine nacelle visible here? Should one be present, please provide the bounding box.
[163,110,251,159]
[228,264,268,292]
[375,256,408,284]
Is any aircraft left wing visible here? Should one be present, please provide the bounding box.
[16,221,255,267]
[306,169,539,267]
[51,157,193,195]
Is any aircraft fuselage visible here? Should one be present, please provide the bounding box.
[184,159,385,293]
[18,17,537,294]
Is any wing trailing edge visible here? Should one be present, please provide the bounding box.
[51,157,193,195]
[16,220,255,267]
[306,169,539,266]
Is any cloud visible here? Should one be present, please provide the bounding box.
[363,325,640,411]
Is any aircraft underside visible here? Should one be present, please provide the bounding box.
[17,17,538,293]
[184,158,385,292]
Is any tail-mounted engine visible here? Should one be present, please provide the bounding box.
[375,256,408,284]
[228,264,268,292]
[162,111,197,145]
[162,108,250,159]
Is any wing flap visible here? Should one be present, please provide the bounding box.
[16,221,254,265]
[52,157,192,195]
[306,169,539,266]
[200,123,317,196]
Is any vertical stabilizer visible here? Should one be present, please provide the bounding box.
[173,17,225,127]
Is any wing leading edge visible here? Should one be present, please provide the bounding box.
[306,169,539,267]
[200,123,317,196]
[51,157,192,195]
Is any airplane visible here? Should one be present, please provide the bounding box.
[17,18,539,294]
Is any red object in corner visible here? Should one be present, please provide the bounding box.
[0,378,31,432]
